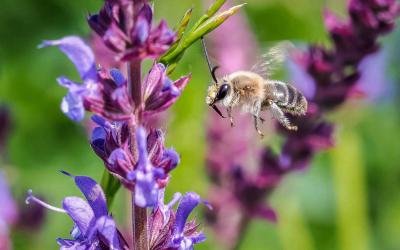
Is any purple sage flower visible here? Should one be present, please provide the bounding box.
[91,117,179,207]
[143,63,190,117]
[26,172,129,250]
[41,36,189,122]
[88,0,175,61]
[39,36,98,122]
[149,189,207,250]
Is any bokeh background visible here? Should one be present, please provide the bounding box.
[1,0,400,249]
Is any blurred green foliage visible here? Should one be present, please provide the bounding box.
[1,0,400,249]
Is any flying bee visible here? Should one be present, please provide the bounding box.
[203,40,308,137]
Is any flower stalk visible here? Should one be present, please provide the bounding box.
[129,61,143,115]
[127,58,149,250]
[132,192,149,250]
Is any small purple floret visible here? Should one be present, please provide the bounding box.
[88,1,176,61]
[26,173,128,250]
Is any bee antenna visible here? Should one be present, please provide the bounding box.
[211,66,219,83]
[201,37,219,83]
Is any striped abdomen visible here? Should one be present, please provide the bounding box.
[265,80,308,115]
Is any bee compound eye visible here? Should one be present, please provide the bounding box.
[216,84,230,101]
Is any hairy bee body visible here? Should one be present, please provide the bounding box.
[206,70,308,136]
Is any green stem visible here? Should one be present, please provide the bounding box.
[232,216,250,250]
[100,169,121,208]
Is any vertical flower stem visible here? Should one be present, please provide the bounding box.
[127,61,149,250]
[232,215,249,250]
[128,60,143,114]
[132,192,149,250]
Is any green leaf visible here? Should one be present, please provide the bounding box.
[167,8,194,54]
[159,3,246,68]
[191,0,227,31]
[175,8,193,40]
[100,169,121,208]
[185,4,246,49]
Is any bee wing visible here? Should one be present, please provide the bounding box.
[250,41,294,78]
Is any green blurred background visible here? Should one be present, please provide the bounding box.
[1,0,400,249]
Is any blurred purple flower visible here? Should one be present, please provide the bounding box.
[0,171,18,250]
[260,0,399,201]
[17,195,46,231]
[287,57,316,99]
[0,106,12,158]
[357,49,393,101]
[88,0,175,61]
[149,190,207,250]
[26,172,129,250]
[91,117,179,207]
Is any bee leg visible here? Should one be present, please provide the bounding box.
[227,107,234,127]
[253,115,264,137]
[269,102,298,131]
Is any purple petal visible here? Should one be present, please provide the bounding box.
[287,58,316,99]
[61,92,85,122]
[91,216,123,249]
[57,76,82,89]
[133,170,159,207]
[162,78,180,96]
[0,171,18,225]
[91,129,106,159]
[56,238,83,249]
[155,190,182,221]
[143,63,165,101]
[91,127,106,143]
[108,148,132,173]
[191,232,206,244]
[145,93,178,113]
[161,148,180,172]
[57,76,87,122]
[91,115,106,127]
[136,127,150,171]
[62,197,95,237]
[140,3,153,24]
[103,22,128,52]
[133,13,150,45]
[144,75,190,114]
[173,192,201,235]
[358,50,392,101]
[73,176,108,218]
[132,4,153,45]
[251,205,278,223]
[39,36,97,82]
[110,69,126,86]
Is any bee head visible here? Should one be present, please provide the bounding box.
[205,65,229,118]
[206,84,219,105]
[206,80,231,104]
